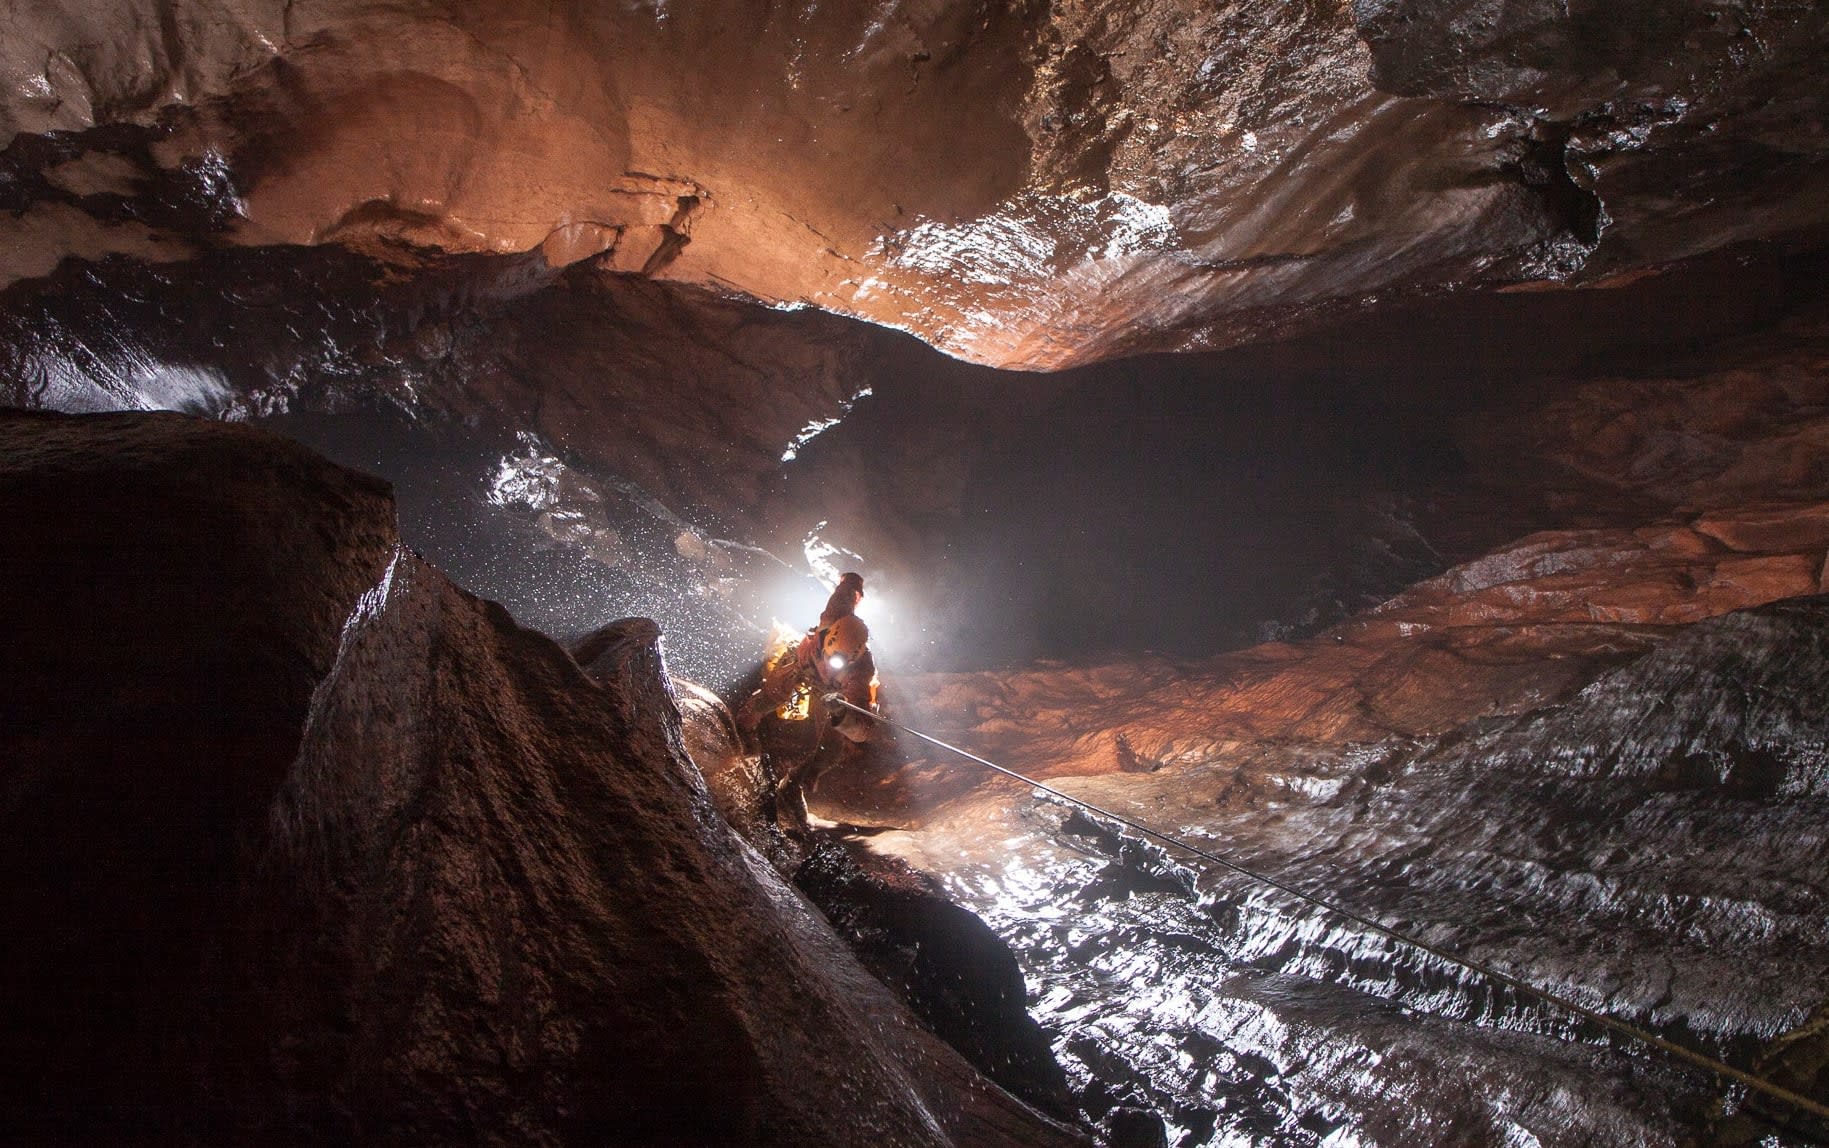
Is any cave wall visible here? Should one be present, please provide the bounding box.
[7,235,1826,684]
[0,408,1082,1146]
[828,287,1829,1141]
[879,595,1829,1145]
[4,0,1827,368]
[0,244,890,682]
[5,0,1829,685]
[4,3,1829,1144]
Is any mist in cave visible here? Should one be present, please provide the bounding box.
[249,245,1823,683]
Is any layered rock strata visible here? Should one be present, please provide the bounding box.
[857,471,1829,1143]
[875,597,1829,1144]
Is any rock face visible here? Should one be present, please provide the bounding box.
[0,409,1081,1146]
[828,300,1829,1141]
[2,5,1825,1145]
[578,629,1083,1125]
[877,594,1829,1145]
[830,337,1829,1140]
[575,622,792,866]
[5,212,1826,689]
[3,1,1826,367]
[0,244,885,683]
[1460,329,1829,525]
[794,835,1079,1122]
[877,491,1829,813]
[0,246,874,528]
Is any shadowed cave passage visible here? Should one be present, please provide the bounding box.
[3,228,1821,688]
[788,245,1822,672]
[258,243,1826,680]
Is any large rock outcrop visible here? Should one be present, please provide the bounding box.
[876,596,1829,1145]
[0,408,1081,1146]
[3,1,1826,367]
[867,515,1829,1143]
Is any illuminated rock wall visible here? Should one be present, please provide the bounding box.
[5,0,1827,367]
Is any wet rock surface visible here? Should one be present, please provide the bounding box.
[0,409,1083,1146]
[884,497,1829,802]
[794,834,1078,1122]
[7,235,1827,686]
[0,244,879,684]
[0,244,873,527]
[876,597,1829,1145]
[835,314,1829,1140]
[1,5,1826,1145]
[3,1,1827,367]
[4,13,1829,1141]
[575,620,794,867]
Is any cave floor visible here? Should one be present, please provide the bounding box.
[812,592,1829,1147]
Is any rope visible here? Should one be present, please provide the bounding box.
[829,698,1829,1126]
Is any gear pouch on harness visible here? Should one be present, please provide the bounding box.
[777,681,814,721]
[766,638,818,721]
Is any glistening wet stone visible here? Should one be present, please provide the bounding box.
[878,598,1829,1145]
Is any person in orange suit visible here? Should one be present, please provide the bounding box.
[742,577,878,737]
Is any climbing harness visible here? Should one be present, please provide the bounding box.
[829,698,1829,1127]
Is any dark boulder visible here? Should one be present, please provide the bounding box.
[795,834,1077,1122]
[0,408,1083,1147]
[573,621,790,864]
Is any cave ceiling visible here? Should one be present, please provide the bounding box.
[5,0,1828,369]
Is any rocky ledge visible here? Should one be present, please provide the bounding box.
[849,497,1829,1145]
[0,408,1081,1146]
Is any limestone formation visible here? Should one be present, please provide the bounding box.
[4,1,1827,367]
[3,3,1829,1143]
[0,409,1081,1147]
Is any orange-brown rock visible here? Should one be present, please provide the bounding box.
[867,500,1829,812]
[4,1,1827,367]
[872,595,1829,1145]
[1457,336,1829,521]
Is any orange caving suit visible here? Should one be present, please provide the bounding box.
[755,628,874,707]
